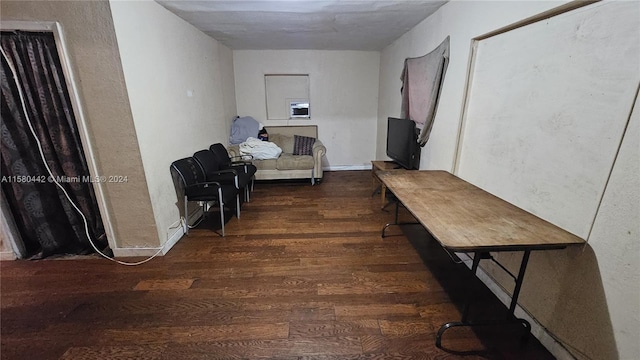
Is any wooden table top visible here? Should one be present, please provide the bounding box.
[377,170,585,252]
[371,160,402,171]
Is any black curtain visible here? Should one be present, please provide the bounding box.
[0,31,106,258]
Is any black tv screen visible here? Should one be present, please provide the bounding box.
[386,117,420,170]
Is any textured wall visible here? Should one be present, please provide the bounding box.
[377,1,574,170]
[586,93,639,360]
[457,2,639,239]
[218,44,238,138]
[378,1,639,359]
[109,0,237,244]
[0,0,159,249]
[234,50,380,169]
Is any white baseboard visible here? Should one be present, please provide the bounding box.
[324,165,371,171]
[459,255,576,360]
[112,246,163,258]
[163,225,184,254]
[112,208,202,258]
[112,231,181,258]
[0,251,16,261]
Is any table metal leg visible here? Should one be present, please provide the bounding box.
[461,252,484,322]
[509,250,530,315]
[381,200,399,238]
[436,250,533,348]
[381,199,419,238]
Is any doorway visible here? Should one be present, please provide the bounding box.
[1,26,110,259]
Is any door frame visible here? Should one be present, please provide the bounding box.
[1,20,117,253]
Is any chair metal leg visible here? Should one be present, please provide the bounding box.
[217,187,225,237]
[219,200,225,237]
[184,195,189,236]
[236,194,241,219]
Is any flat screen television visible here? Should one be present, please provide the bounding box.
[386,117,420,170]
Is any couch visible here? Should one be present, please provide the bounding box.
[227,125,326,184]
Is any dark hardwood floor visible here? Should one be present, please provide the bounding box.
[1,170,555,359]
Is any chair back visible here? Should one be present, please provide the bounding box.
[170,157,206,188]
[209,143,231,166]
[193,150,221,179]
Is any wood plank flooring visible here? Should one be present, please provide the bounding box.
[1,171,555,360]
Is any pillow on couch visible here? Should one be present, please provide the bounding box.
[293,135,316,155]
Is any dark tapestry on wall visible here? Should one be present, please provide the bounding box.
[0,31,107,258]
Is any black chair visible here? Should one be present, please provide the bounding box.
[193,149,242,218]
[209,143,257,201]
[170,157,238,237]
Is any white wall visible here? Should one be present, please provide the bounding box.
[234,50,380,169]
[587,93,639,360]
[378,1,639,359]
[1,0,161,250]
[458,1,639,239]
[110,0,236,248]
[377,1,571,169]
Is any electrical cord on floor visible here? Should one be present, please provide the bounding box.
[1,47,162,266]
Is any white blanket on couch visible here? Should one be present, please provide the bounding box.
[239,137,282,160]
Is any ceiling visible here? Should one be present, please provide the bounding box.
[156,1,447,51]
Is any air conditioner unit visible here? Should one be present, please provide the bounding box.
[289,101,310,118]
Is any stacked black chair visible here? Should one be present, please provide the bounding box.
[193,149,242,218]
[170,157,239,237]
[210,143,257,201]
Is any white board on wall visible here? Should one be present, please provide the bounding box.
[265,74,310,120]
[456,1,640,238]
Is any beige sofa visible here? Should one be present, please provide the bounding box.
[227,125,326,184]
